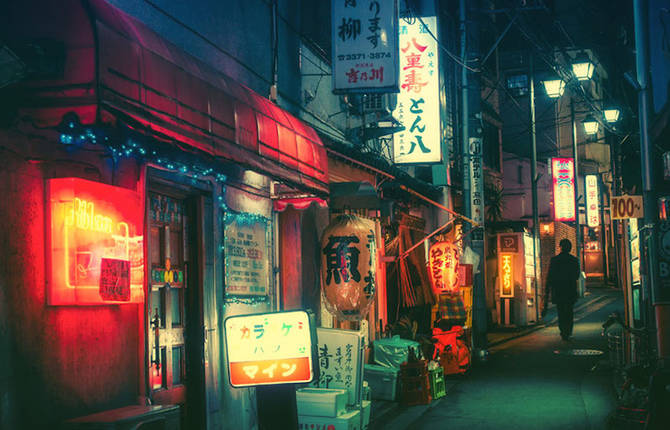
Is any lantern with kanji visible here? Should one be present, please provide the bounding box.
[428,240,460,294]
[320,214,376,321]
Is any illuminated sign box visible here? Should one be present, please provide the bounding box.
[499,254,514,298]
[585,175,599,228]
[224,310,317,388]
[551,157,576,222]
[47,178,144,305]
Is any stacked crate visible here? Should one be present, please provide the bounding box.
[399,360,432,406]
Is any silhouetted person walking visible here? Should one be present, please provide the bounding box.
[545,239,580,341]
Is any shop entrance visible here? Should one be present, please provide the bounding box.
[147,187,205,428]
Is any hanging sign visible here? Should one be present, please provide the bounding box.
[224,213,270,297]
[47,177,144,305]
[224,310,317,387]
[585,175,599,228]
[611,195,643,220]
[551,157,576,222]
[392,15,441,164]
[331,0,399,93]
[428,241,460,294]
[320,215,376,321]
[499,254,514,298]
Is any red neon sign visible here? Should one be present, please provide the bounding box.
[47,178,144,305]
[551,158,576,222]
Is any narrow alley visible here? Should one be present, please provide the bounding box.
[372,287,622,430]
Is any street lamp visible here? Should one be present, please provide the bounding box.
[603,108,621,123]
[582,114,599,135]
[542,79,565,98]
[572,53,595,81]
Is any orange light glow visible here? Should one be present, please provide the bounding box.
[499,254,514,298]
[428,241,460,294]
[229,357,312,387]
[47,178,144,305]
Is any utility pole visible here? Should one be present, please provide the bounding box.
[460,0,487,356]
[633,0,665,358]
[570,98,583,293]
[529,53,540,322]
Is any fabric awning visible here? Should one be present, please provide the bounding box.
[3,0,328,196]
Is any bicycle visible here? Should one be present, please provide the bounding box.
[601,312,653,429]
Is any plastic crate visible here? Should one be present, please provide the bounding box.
[364,364,399,401]
[296,388,348,417]
[429,367,446,399]
[400,374,431,406]
[399,360,428,378]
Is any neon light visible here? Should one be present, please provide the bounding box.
[48,178,144,305]
[551,158,576,221]
[499,254,514,298]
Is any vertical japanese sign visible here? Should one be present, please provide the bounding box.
[224,213,270,297]
[47,177,144,305]
[469,137,484,228]
[312,327,364,405]
[392,16,441,164]
[224,310,316,387]
[585,175,599,228]
[332,0,399,93]
[499,254,514,298]
[551,158,576,222]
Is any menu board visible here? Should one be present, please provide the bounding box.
[224,310,316,387]
[224,213,270,296]
[312,327,364,405]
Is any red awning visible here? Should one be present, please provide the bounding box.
[5,0,328,196]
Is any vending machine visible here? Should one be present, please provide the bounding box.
[496,232,540,326]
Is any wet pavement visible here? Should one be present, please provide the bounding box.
[370,287,623,430]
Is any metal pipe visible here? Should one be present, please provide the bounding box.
[570,98,583,293]
[529,53,540,322]
[634,0,663,357]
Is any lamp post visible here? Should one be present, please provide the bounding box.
[570,98,584,295]
[529,53,540,322]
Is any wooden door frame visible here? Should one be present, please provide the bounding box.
[144,170,208,428]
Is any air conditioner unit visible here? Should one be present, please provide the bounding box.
[362,93,397,115]
[339,93,397,116]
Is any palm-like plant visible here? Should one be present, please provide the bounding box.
[485,184,505,223]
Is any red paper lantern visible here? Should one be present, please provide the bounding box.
[428,241,460,294]
[320,215,376,321]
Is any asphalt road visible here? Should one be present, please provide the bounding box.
[374,288,623,430]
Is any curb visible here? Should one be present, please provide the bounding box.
[487,294,607,347]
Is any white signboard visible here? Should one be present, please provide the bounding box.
[585,175,599,228]
[332,0,399,93]
[392,16,441,164]
[224,213,270,296]
[224,310,316,387]
[611,195,644,220]
[469,137,484,226]
[312,327,364,405]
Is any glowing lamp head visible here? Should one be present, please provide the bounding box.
[571,53,595,81]
[603,108,621,123]
[582,114,599,135]
[542,79,565,98]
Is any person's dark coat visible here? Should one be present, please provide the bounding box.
[546,251,579,304]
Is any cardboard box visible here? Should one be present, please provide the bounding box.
[296,388,348,417]
[298,409,361,430]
